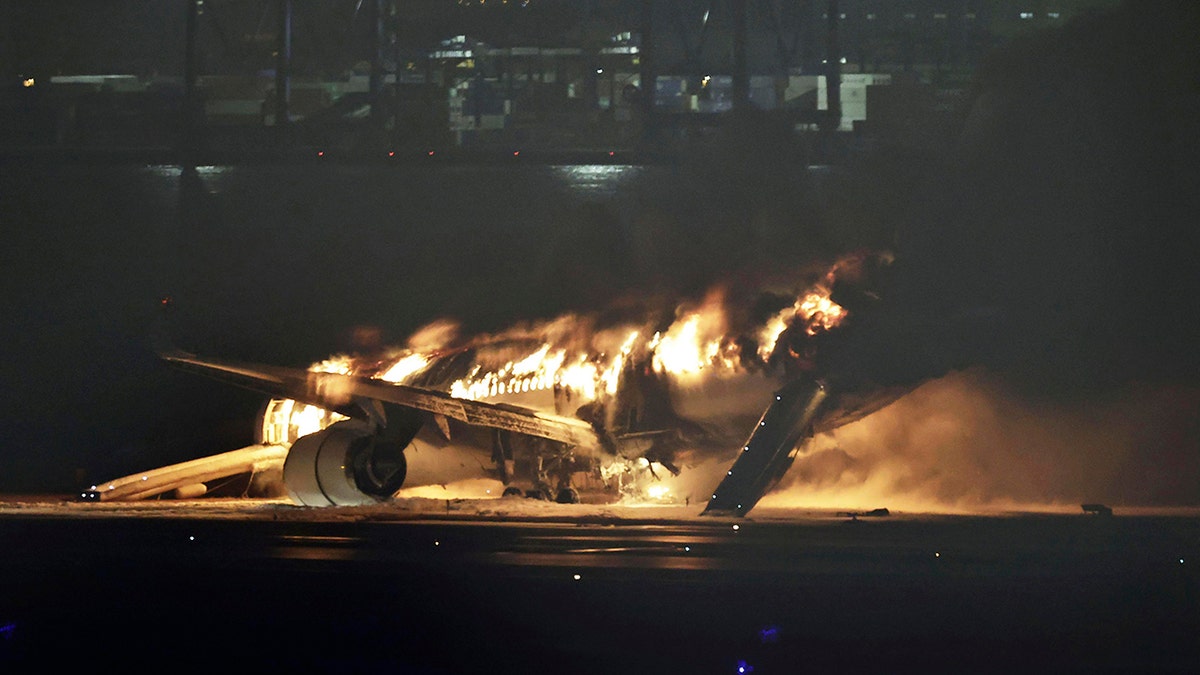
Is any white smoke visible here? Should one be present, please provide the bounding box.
[762,368,1200,514]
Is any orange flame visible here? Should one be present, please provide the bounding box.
[265,258,865,448]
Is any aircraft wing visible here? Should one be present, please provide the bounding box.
[157,345,600,449]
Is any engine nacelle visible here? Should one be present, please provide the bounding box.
[282,419,408,506]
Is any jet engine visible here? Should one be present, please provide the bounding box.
[282,419,409,506]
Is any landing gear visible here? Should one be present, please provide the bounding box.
[502,486,524,497]
[555,487,580,504]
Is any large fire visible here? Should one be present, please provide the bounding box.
[261,256,867,501]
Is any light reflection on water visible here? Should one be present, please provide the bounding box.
[149,163,645,202]
[550,164,642,199]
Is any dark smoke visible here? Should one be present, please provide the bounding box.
[769,0,1200,510]
[896,0,1200,395]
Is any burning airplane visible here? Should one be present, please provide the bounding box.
[83,249,969,516]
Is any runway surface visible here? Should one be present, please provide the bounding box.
[0,497,1197,673]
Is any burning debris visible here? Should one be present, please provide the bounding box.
[255,253,884,504]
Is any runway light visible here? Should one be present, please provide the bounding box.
[142,476,148,481]
[388,151,395,157]
[935,552,940,558]
[573,573,581,580]
[775,395,781,400]
[189,536,195,541]
[727,471,732,476]
[435,540,440,546]
[732,524,740,531]
[684,546,691,552]
[317,150,324,157]
[513,150,520,156]
[609,151,614,156]
[427,150,435,156]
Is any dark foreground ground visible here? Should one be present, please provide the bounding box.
[0,501,1196,674]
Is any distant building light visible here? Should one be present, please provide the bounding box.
[840,57,847,64]
[934,12,947,20]
[22,78,35,88]
[966,12,977,20]
[596,68,604,74]
[1048,12,1061,19]
[1020,12,1035,19]
[866,13,876,20]
[904,13,916,20]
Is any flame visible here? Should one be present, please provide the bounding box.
[261,256,868,484]
[310,355,355,375]
[379,352,431,383]
[797,291,846,335]
[757,284,848,361]
[260,397,347,445]
[649,289,731,376]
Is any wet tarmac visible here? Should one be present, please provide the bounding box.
[0,499,1197,673]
